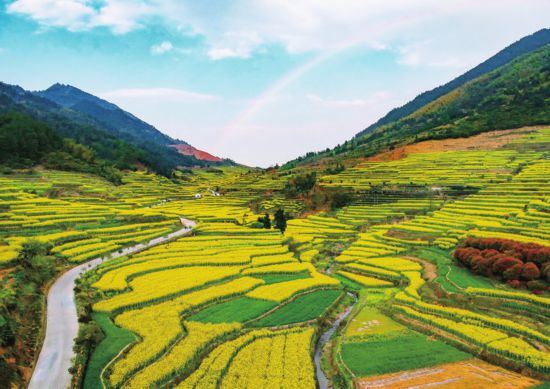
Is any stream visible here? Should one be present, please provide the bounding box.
[314,292,358,389]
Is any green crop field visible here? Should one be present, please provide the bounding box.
[187,297,277,324]
[341,331,471,376]
[252,289,342,327]
[345,306,402,337]
[82,313,136,389]
[2,127,549,388]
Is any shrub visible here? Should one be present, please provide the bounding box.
[503,263,524,280]
[492,257,522,274]
[454,238,549,286]
[526,280,547,292]
[521,262,540,281]
[507,279,521,288]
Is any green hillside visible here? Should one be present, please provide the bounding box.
[0,83,230,177]
[284,44,550,168]
[0,112,123,184]
[356,28,550,138]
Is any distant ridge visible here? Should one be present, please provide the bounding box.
[283,29,550,169]
[35,83,183,148]
[355,28,550,138]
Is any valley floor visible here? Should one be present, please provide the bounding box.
[0,127,549,388]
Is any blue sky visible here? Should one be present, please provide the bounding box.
[1,1,549,166]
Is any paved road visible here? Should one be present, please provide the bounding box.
[29,218,196,389]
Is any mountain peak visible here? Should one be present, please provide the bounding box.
[38,83,119,111]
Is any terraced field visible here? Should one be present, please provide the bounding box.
[1,127,549,388]
[321,128,550,387]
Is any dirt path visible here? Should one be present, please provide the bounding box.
[28,218,196,389]
[402,256,437,281]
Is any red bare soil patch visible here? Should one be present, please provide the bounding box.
[357,359,539,388]
[368,126,540,162]
[170,144,222,162]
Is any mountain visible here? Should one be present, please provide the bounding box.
[35,83,225,163]
[284,33,550,169]
[351,44,550,151]
[35,83,182,149]
[0,111,124,183]
[355,28,550,138]
[0,82,230,176]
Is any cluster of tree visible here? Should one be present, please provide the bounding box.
[0,241,58,386]
[323,163,346,175]
[255,210,288,233]
[283,172,317,197]
[454,237,550,292]
[280,169,354,212]
[0,112,123,184]
[0,111,63,165]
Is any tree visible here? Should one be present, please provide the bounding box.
[503,263,524,280]
[542,262,550,282]
[330,190,352,210]
[492,257,523,275]
[0,357,19,388]
[521,262,540,281]
[273,209,287,234]
[283,172,316,197]
[257,213,271,229]
[17,240,56,286]
[507,279,521,288]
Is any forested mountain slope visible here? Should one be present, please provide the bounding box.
[285,40,550,169]
[0,82,230,176]
[35,83,181,149]
[356,28,550,138]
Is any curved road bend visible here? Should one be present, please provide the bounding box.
[29,218,196,389]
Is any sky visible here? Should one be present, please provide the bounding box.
[1,1,549,167]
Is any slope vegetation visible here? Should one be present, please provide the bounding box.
[285,41,550,169]
[1,127,549,388]
[0,82,231,176]
[356,28,550,138]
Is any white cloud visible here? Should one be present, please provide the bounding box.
[7,0,153,34]
[307,92,391,107]
[7,0,95,31]
[91,0,153,34]
[396,41,463,68]
[99,87,219,101]
[7,0,550,66]
[206,31,262,60]
[150,41,173,55]
[168,0,550,72]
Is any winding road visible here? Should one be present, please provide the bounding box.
[28,218,196,389]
